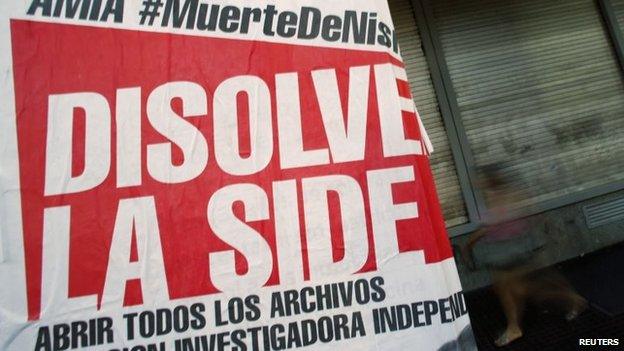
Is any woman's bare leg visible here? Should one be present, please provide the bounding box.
[493,270,525,346]
[527,269,587,320]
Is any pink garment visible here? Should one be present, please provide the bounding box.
[481,206,529,242]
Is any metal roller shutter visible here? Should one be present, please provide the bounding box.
[388,0,468,227]
[431,0,624,211]
[613,0,624,28]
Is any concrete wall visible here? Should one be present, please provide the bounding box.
[451,189,624,291]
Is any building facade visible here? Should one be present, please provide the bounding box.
[389,0,624,289]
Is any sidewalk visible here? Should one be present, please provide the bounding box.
[465,244,624,350]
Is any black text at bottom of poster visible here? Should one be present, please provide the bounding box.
[33,276,468,351]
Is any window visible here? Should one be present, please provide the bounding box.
[431,0,624,212]
[389,0,469,227]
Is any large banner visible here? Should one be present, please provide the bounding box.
[0,1,473,350]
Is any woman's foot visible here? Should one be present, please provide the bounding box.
[565,298,588,321]
[495,327,523,347]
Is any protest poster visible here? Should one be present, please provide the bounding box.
[0,1,472,350]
